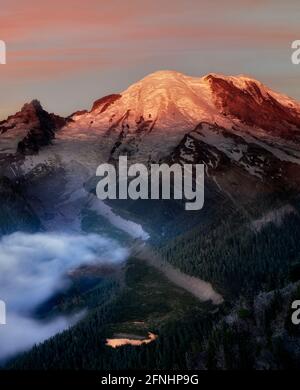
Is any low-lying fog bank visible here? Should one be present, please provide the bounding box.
[0,231,129,361]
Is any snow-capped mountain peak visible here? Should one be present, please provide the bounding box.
[57,70,300,164]
[2,70,300,232]
[66,70,300,137]
[2,70,300,180]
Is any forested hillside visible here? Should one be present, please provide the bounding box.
[158,202,300,298]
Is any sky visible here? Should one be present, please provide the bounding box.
[0,0,299,119]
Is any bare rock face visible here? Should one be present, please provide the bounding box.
[90,94,122,113]
[205,74,300,138]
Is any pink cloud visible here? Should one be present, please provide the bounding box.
[0,0,299,118]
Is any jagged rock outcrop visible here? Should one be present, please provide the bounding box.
[0,100,66,155]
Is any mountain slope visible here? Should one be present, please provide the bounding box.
[58,70,300,165]
[1,71,300,238]
[1,70,300,370]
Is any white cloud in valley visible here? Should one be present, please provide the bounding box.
[0,232,128,361]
